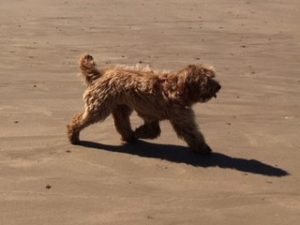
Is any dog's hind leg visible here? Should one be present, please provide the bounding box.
[134,120,161,139]
[169,108,212,154]
[112,105,136,144]
[67,107,111,144]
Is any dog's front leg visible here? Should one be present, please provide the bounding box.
[169,108,212,154]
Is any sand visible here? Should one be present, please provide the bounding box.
[0,0,300,224]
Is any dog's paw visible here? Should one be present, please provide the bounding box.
[121,135,137,145]
[67,125,80,145]
[68,134,80,145]
[192,144,212,155]
[134,126,160,139]
[134,122,161,140]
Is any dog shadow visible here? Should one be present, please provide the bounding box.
[79,140,289,177]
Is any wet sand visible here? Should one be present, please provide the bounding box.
[0,0,300,224]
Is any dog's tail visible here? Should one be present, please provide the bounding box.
[79,54,102,85]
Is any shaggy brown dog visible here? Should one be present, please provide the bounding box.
[67,54,221,154]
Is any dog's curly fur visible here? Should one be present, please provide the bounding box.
[67,54,221,154]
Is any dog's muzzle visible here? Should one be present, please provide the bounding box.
[213,83,221,98]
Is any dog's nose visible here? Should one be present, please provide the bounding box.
[216,83,221,92]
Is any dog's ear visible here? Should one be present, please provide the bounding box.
[172,65,197,103]
[178,64,212,102]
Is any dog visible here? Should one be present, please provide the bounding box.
[67,54,221,154]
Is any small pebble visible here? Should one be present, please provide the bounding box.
[147,215,154,220]
[46,184,52,189]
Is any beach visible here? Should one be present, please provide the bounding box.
[0,0,300,224]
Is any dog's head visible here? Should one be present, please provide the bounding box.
[177,64,221,104]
